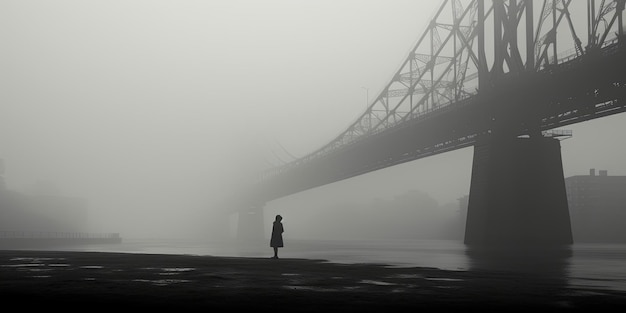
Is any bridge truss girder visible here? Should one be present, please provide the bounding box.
[248,0,626,204]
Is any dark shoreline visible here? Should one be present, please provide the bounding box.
[0,249,625,311]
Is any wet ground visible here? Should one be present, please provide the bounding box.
[0,250,625,311]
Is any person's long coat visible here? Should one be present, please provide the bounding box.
[270,221,284,248]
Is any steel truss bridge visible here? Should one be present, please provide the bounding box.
[238,0,626,209]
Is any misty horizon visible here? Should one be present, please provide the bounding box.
[2,0,626,240]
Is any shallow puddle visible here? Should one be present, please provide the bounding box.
[132,278,192,286]
[283,285,339,292]
[161,267,195,272]
[1,263,45,268]
[359,280,396,286]
[424,277,464,282]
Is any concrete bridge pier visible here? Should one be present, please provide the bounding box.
[464,136,573,246]
[235,204,265,242]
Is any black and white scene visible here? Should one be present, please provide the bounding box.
[1,0,626,311]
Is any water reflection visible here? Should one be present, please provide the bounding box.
[465,244,573,273]
[465,244,573,299]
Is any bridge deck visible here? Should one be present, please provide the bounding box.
[245,41,626,204]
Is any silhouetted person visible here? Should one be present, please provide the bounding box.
[270,215,284,259]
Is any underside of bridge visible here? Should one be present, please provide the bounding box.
[464,135,573,246]
[237,1,625,246]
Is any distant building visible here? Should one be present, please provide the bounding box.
[1,188,89,233]
[0,160,88,233]
[456,195,469,239]
[565,169,626,243]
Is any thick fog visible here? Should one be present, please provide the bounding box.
[1,1,625,241]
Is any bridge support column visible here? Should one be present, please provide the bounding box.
[464,136,573,246]
[236,204,265,242]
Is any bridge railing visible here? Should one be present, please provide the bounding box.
[258,92,478,182]
[257,1,625,184]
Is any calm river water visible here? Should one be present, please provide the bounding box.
[24,237,626,293]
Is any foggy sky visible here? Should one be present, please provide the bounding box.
[1,1,625,239]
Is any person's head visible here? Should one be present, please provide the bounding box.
[275,215,282,222]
